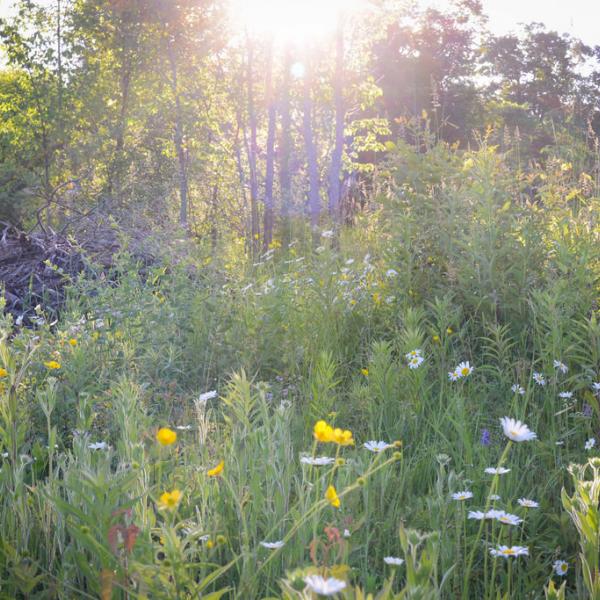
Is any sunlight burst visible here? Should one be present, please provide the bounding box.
[229,0,362,43]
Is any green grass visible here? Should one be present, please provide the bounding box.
[0,144,599,598]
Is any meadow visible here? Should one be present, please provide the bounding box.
[1,144,599,599]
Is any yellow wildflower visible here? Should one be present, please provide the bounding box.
[361,368,369,377]
[158,489,182,511]
[0,368,7,378]
[432,335,440,343]
[44,361,61,370]
[325,485,340,508]
[156,427,177,446]
[68,338,77,347]
[207,460,224,477]
[446,327,453,335]
[332,427,354,446]
[314,420,334,443]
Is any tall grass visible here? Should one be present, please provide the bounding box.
[0,142,598,598]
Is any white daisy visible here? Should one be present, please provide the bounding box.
[304,575,347,596]
[558,391,573,399]
[511,384,525,395]
[260,541,284,549]
[456,361,474,378]
[553,560,568,576]
[408,356,425,369]
[518,498,539,508]
[553,360,568,374]
[533,372,546,386]
[467,511,487,520]
[593,382,600,393]
[496,512,523,526]
[199,390,218,402]
[448,370,460,382]
[88,442,109,451]
[300,455,336,466]
[405,349,423,360]
[364,441,392,453]
[490,545,529,558]
[486,509,505,519]
[489,494,501,501]
[585,438,596,451]
[485,467,511,475]
[384,556,404,566]
[452,491,473,501]
[500,417,537,442]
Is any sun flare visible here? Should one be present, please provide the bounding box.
[229,0,362,43]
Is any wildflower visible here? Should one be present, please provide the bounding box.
[314,420,334,442]
[408,356,424,369]
[325,485,341,508]
[480,429,491,446]
[448,370,460,382]
[321,230,334,239]
[468,511,487,520]
[432,334,440,343]
[364,441,392,453]
[593,382,600,394]
[332,428,354,446]
[88,442,109,451]
[490,546,528,558]
[558,391,573,399]
[405,349,423,360]
[304,575,346,596]
[158,489,182,511]
[68,338,78,347]
[585,438,596,451]
[496,512,523,526]
[451,491,473,501]
[260,540,284,549]
[361,368,369,377]
[300,455,335,466]
[553,360,568,374]
[44,361,61,370]
[207,460,224,477]
[511,384,525,395]
[485,467,510,475]
[533,372,546,386]
[500,417,537,442]
[553,560,568,576]
[199,390,217,402]
[446,327,453,335]
[386,269,398,277]
[156,428,177,446]
[384,556,404,566]
[343,529,350,538]
[518,498,539,508]
[456,361,474,378]
[0,368,7,378]
[489,494,501,501]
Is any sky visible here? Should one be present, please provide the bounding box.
[0,0,599,46]
[423,0,600,46]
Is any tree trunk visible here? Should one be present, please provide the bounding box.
[279,45,292,236]
[263,41,276,250]
[301,55,320,236]
[245,36,260,251]
[167,37,189,229]
[328,15,345,222]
